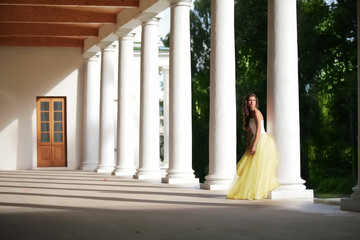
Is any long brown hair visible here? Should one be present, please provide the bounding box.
[242,93,259,130]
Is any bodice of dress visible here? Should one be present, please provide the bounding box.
[249,118,266,137]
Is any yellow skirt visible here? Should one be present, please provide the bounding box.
[226,133,280,200]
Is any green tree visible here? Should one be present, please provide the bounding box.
[234,0,268,157]
[297,0,357,194]
[190,0,211,181]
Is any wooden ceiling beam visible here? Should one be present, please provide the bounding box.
[0,23,98,37]
[0,36,83,47]
[0,0,143,48]
[0,5,117,23]
[0,0,139,7]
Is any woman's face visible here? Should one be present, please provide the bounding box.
[247,96,257,109]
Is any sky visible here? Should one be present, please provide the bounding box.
[158,8,171,40]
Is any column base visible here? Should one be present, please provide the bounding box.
[160,167,168,178]
[200,183,231,190]
[113,167,136,178]
[133,174,162,180]
[162,169,199,184]
[200,174,234,190]
[160,161,169,169]
[162,177,199,185]
[200,179,232,190]
[95,165,114,174]
[340,198,360,212]
[340,187,360,212]
[269,187,314,200]
[133,169,162,180]
[80,162,98,171]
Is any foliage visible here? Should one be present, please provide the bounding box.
[297,0,357,194]
[161,33,170,47]
[190,0,211,181]
[234,0,268,157]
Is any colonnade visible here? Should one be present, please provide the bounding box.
[81,0,198,184]
[82,0,360,201]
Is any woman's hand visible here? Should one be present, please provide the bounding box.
[251,144,256,154]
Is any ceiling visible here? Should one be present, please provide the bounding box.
[0,0,140,48]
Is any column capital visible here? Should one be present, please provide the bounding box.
[114,28,135,38]
[137,12,160,25]
[98,41,117,51]
[83,52,100,61]
[169,0,192,7]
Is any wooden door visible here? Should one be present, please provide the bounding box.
[37,97,67,167]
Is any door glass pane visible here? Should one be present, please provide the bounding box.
[54,112,62,121]
[41,102,49,111]
[54,123,62,132]
[54,133,62,142]
[41,123,49,132]
[41,112,49,121]
[54,102,62,111]
[41,133,50,142]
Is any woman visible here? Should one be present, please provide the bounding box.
[226,93,279,200]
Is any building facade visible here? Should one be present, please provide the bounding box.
[0,0,359,211]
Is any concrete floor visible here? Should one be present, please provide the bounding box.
[0,170,359,240]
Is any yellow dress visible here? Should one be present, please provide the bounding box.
[226,118,280,200]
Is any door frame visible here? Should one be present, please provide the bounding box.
[36,96,67,167]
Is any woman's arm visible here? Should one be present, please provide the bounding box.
[246,128,252,151]
[250,110,262,154]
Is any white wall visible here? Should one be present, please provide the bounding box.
[0,47,84,170]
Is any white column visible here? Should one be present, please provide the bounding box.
[81,53,101,171]
[160,66,169,171]
[201,0,237,190]
[133,15,162,179]
[267,0,313,199]
[96,42,116,174]
[162,0,198,184]
[341,0,360,212]
[113,32,136,177]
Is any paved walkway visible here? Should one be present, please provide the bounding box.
[0,170,359,240]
